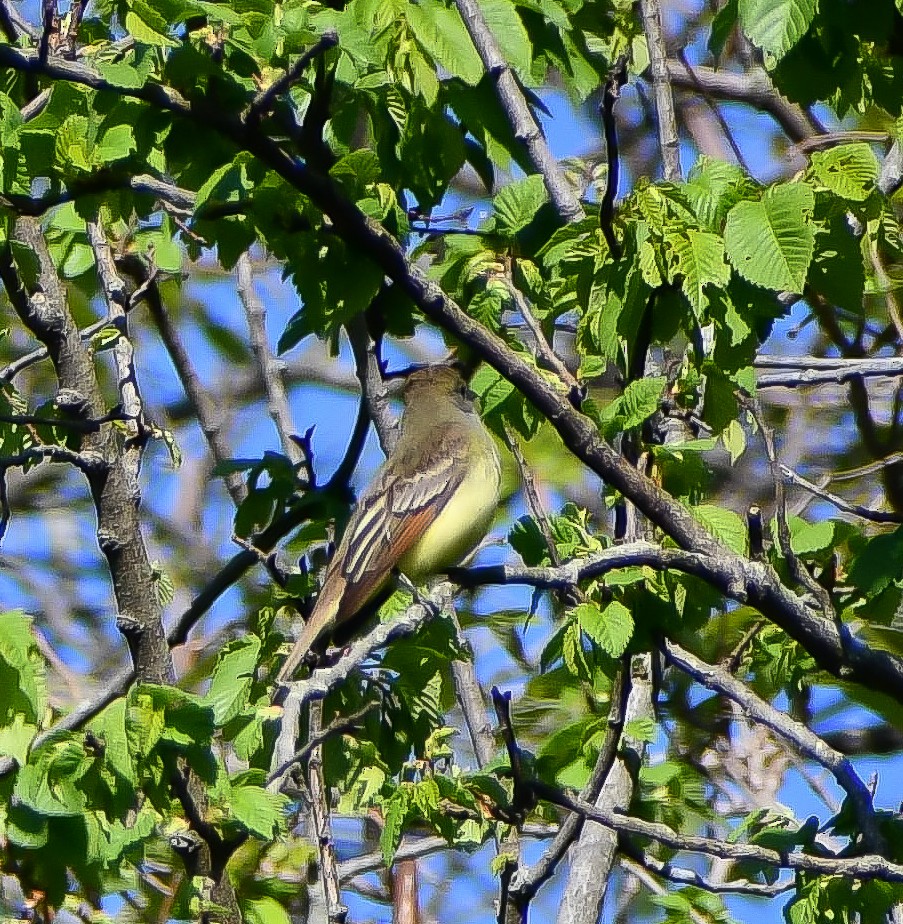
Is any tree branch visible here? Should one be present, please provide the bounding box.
[640,0,681,181]
[451,0,583,221]
[662,638,880,850]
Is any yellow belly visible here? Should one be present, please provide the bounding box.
[398,447,501,578]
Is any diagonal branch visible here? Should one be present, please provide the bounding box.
[451,0,583,222]
[662,638,880,850]
[8,44,903,702]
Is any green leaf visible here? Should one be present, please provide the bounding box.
[230,783,288,839]
[807,214,866,312]
[89,698,133,783]
[692,505,748,554]
[576,601,634,658]
[406,3,484,86]
[709,0,738,58]
[0,611,48,752]
[848,527,903,597]
[0,714,35,767]
[590,377,666,439]
[788,517,835,556]
[666,229,731,314]
[243,896,292,924]
[14,738,88,816]
[125,6,178,46]
[204,636,261,725]
[722,418,747,464]
[493,175,549,237]
[809,143,879,201]
[478,0,532,75]
[96,61,146,89]
[738,0,816,60]
[683,157,752,232]
[724,182,814,293]
[381,789,409,864]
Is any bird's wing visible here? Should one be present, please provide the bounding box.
[335,448,465,619]
[276,428,469,682]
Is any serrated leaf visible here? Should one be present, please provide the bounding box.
[624,717,657,743]
[576,600,634,658]
[478,0,532,75]
[809,143,878,202]
[406,3,484,86]
[667,229,731,314]
[724,183,814,294]
[230,784,288,839]
[738,0,815,60]
[0,610,48,735]
[493,175,548,236]
[89,698,133,783]
[692,504,748,554]
[203,636,261,725]
[684,156,751,231]
[381,791,409,864]
[593,377,666,439]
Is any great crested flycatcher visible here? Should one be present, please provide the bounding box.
[277,364,501,682]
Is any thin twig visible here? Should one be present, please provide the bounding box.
[619,850,794,898]
[246,31,338,125]
[742,394,833,615]
[640,0,681,181]
[237,251,306,470]
[674,49,750,173]
[504,266,580,394]
[129,258,247,506]
[662,638,881,850]
[781,464,903,524]
[513,663,629,901]
[619,854,710,924]
[267,703,376,793]
[665,60,820,143]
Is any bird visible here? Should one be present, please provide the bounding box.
[277,364,501,682]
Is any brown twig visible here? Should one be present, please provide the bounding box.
[599,54,628,258]
[662,638,881,850]
[246,31,338,126]
[237,251,307,471]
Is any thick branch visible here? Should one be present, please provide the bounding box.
[0,217,172,684]
[665,61,819,143]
